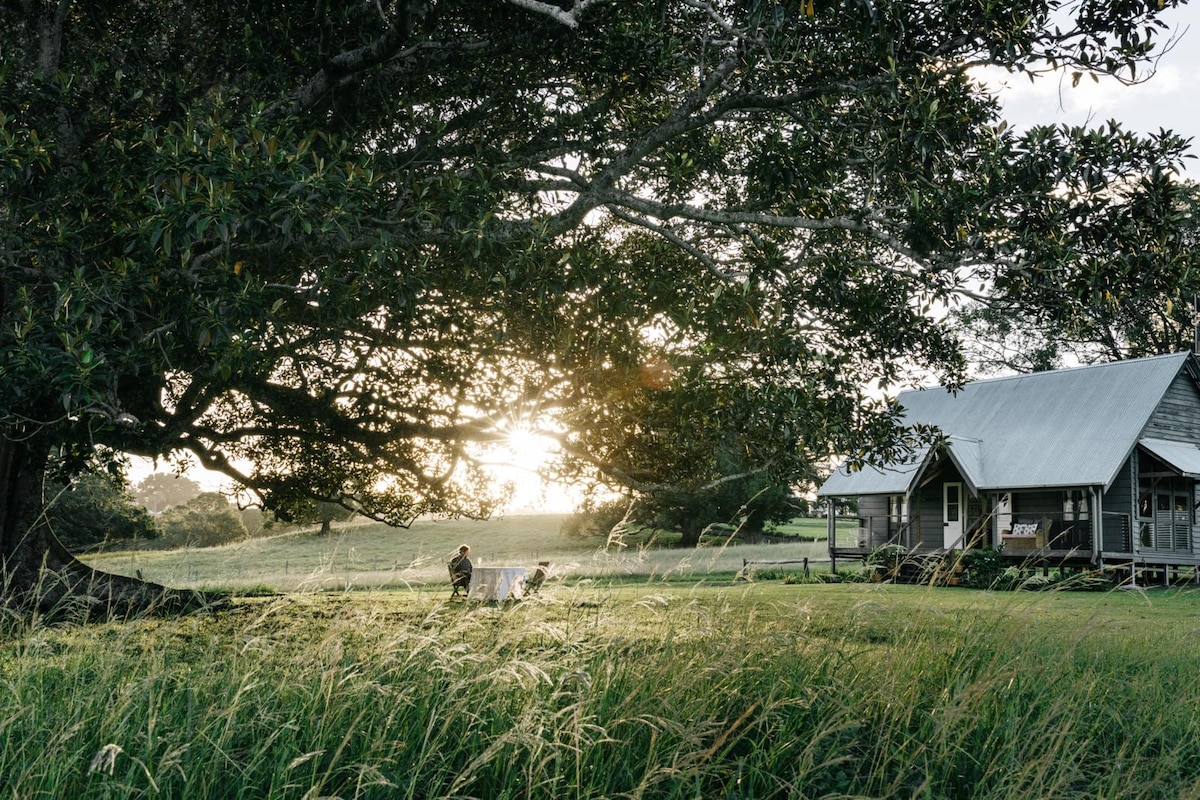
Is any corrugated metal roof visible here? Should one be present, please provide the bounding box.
[818,447,927,496]
[1139,437,1200,479]
[819,352,1194,496]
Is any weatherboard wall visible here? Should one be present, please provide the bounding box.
[1142,369,1200,444]
[857,494,891,548]
[1011,490,1060,518]
[916,483,942,548]
[1102,456,1136,552]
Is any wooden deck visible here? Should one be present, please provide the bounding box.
[830,543,1200,586]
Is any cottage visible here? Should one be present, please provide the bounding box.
[818,352,1200,581]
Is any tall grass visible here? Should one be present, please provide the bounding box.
[3,583,1200,798]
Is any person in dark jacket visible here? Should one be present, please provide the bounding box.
[449,544,472,597]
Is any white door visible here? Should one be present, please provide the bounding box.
[943,482,964,548]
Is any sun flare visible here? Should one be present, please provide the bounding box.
[501,424,556,467]
[490,423,576,512]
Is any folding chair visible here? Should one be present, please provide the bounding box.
[526,561,550,594]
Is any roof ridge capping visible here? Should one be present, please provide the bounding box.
[901,351,1193,396]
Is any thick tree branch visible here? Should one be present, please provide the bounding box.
[501,0,612,29]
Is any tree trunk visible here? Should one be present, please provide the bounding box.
[679,517,704,548]
[0,437,223,621]
[743,504,769,535]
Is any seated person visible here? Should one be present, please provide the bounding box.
[449,544,473,596]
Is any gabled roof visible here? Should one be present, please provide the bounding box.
[819,352,1196,496]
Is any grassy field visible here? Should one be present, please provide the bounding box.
[22,517,1200,797]
[4,581,1200,798]
[82,514,844,594]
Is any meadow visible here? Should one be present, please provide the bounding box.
[81,514,841,593]
[1,517,1198,798]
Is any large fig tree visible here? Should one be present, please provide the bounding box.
[0,0,1189,614]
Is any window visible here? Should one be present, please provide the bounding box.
[945,484,960,522]
[1063,489,1089,521]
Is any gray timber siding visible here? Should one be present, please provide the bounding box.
[858,495,890,548]
[1102,456,1136,552]
[1104,457,1135,516]
[1143,371,1200,442]
[858,495,888,518]
[1012,490,1061,518]
[916,483,942,548]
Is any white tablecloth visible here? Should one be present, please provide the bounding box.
[467,566,528,601]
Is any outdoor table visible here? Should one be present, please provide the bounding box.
[467,566,528,601]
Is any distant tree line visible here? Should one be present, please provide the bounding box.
[563,475,810,546]
[46,472,352,553]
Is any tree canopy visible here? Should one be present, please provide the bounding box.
[954,177,1200,372]
[0,0,1191,613]
[44,471,160,551]
[132,473,203,513]
[158,492,248,549]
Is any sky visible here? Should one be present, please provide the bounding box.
[985,1,1200,175]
